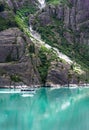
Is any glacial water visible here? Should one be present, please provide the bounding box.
[0,87,89,130]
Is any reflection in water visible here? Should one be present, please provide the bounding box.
[0,87,89,130]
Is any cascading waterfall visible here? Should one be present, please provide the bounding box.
[29,0,74,64]
[38,0,46,9]
[29,26,41,41]
[30,26,73,63]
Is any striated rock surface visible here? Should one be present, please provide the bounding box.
[4,0,39,10]
[46,62,78,86]
[0,28,41,88]
[29,0,89,86]
[0,28,25,62]
[0,0,89,87]
[31,0,89,45]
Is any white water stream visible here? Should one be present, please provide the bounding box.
[29,0,73,64]
[30,25,73,64]
[38,0,46,9]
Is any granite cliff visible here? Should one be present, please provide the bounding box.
[0,0,89,87]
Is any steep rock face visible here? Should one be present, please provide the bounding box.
[29,0,89,86]
[33,0,89,44]
[64,0,89,46]
[4,0,38,10]
[0,28,41,87]
[0,28,82,87]
[0,28,25,62]
[64,0,89,30]
[0,0,88,87]
[46,61,78,86]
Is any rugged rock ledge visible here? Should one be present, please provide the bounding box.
[0,0,89,88]
[0,27,84,88]
[31,0,89,46]
[0,28,41,87]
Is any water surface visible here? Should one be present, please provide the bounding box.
[0,87,89,130]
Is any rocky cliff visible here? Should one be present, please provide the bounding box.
[0,0,89,88]
[31,0,89,70]
[0,28,41,87]
[31,0,89,45]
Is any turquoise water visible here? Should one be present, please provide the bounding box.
[0,87,89,130]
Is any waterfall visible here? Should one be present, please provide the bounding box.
[29,0,73,64]
[29,26,41,41]
[37,0,46,9]
[30,26,72,64]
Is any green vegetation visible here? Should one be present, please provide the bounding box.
[38,46,58,84]
[46,0,72,7]
[46,0,60,5]
[0,1,10,12]
[28,44,35,54]
[15,4,37,38]
[0,13,16,31]
[6,53,12,62]
[10,75,21,82]
[38,47,49,84]
[16,5,36,24]
[33,15,89,72]
[15,3,89,82]
[0,0,88,84]
[0,16,9,31]
[0,1,17,31]
[15,15,31,36]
